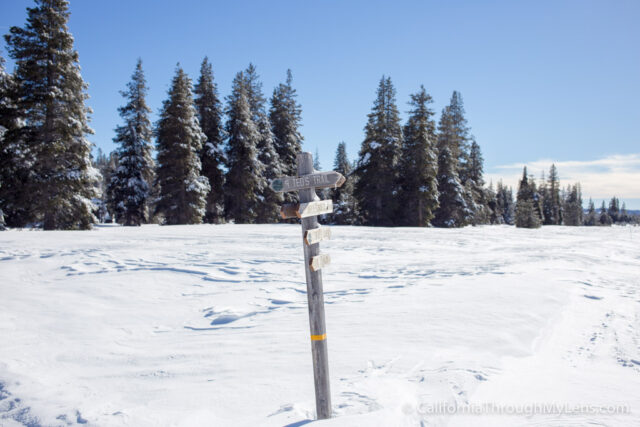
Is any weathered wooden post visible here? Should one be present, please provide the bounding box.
[270,151,345,420]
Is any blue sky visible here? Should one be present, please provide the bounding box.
[2,0,639,207]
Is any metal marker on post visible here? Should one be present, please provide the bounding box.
[298,152,331,419]
[271,152,345,419]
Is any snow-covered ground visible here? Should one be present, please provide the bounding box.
[1,224,639,426]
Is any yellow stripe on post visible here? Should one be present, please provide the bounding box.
[311,333,327,341]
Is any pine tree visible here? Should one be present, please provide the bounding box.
[584,198,597,226]
[254,114,283,223]
[194,57,225,224]
[330,142,358,224]
[542,164,562,225]
[397,86,438,226]
[224,72,262,224]
[563,183,583,226]
[446,91,471,166]
[0,53,31,227]
[242,64,287,218]
[443,92,487,225]
[432,143,469,227]
[354,76,403,226]
[243,64,267,122]
[538,171,549,223]
[5,0,98,229]
[620,202,629,224]
[485,182,500,224]
[432,97,471,227]
[599,200,612,226]
[495,181,515,225]
[270,69,303,179]
[515,167,542,228]
[154,66,209,225]
[106,59,154,226]
[466,139,492,224]
[93,148,116,223]
[607,196,620,223]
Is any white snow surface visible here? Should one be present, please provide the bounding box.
[0,224,639,426]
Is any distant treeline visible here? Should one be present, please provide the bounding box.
[0,0,635,230]
[512,166,637,228]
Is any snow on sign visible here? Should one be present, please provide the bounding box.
[310,253,331,272]
[270,171,345,193]
[280,200,333,219]
[304,226,331,246]
[273,152,341,420]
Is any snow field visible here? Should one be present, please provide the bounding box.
[0,224,639,426]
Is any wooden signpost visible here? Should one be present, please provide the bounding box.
[271,152,344,420]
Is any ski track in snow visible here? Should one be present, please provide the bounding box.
[0,224,639,426]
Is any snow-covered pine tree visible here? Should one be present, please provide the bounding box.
[269,69,303,178]
[5,0,98,229]
[563,183,583,226]
[466,139,493,224]
[432,100,471,227]
[243,64,267,122]
[0,53,31,227]
[584,198,597,226]
[330,142,358,224]
[495,181,515,225]
[92,149,115,223]
[599,200,612,226]
[242,64,286,219]
[542,164,562,225]
[194,57,226,224]
[607,196,620,223]
[107,59,154,226]
[538,171,549,223]
[443,91,489,225]
[432,143,469,227]
[494,181,507,225]
[354,76,403,226]
[224,72,262,224]
[397,85,438,227]
[620,202,629,224]
[443,92,471,179]
[485,182,500,224]
[515,167,542,228]
[99,151,119,221]
[154,66,210,225]
[269,69,303,207]
[254,114,283,223]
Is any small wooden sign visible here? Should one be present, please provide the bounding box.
[305,226,332,246]
[310,253,331,272]
[280,200,333,219]
[270,171,346,193]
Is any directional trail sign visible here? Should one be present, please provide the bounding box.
[304,226,331,246]
[310,253,331,272]
[280,200,333,219]
[271,154,345,420]
[270,171,345,193]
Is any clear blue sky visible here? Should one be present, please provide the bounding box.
[2,0,639,207]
